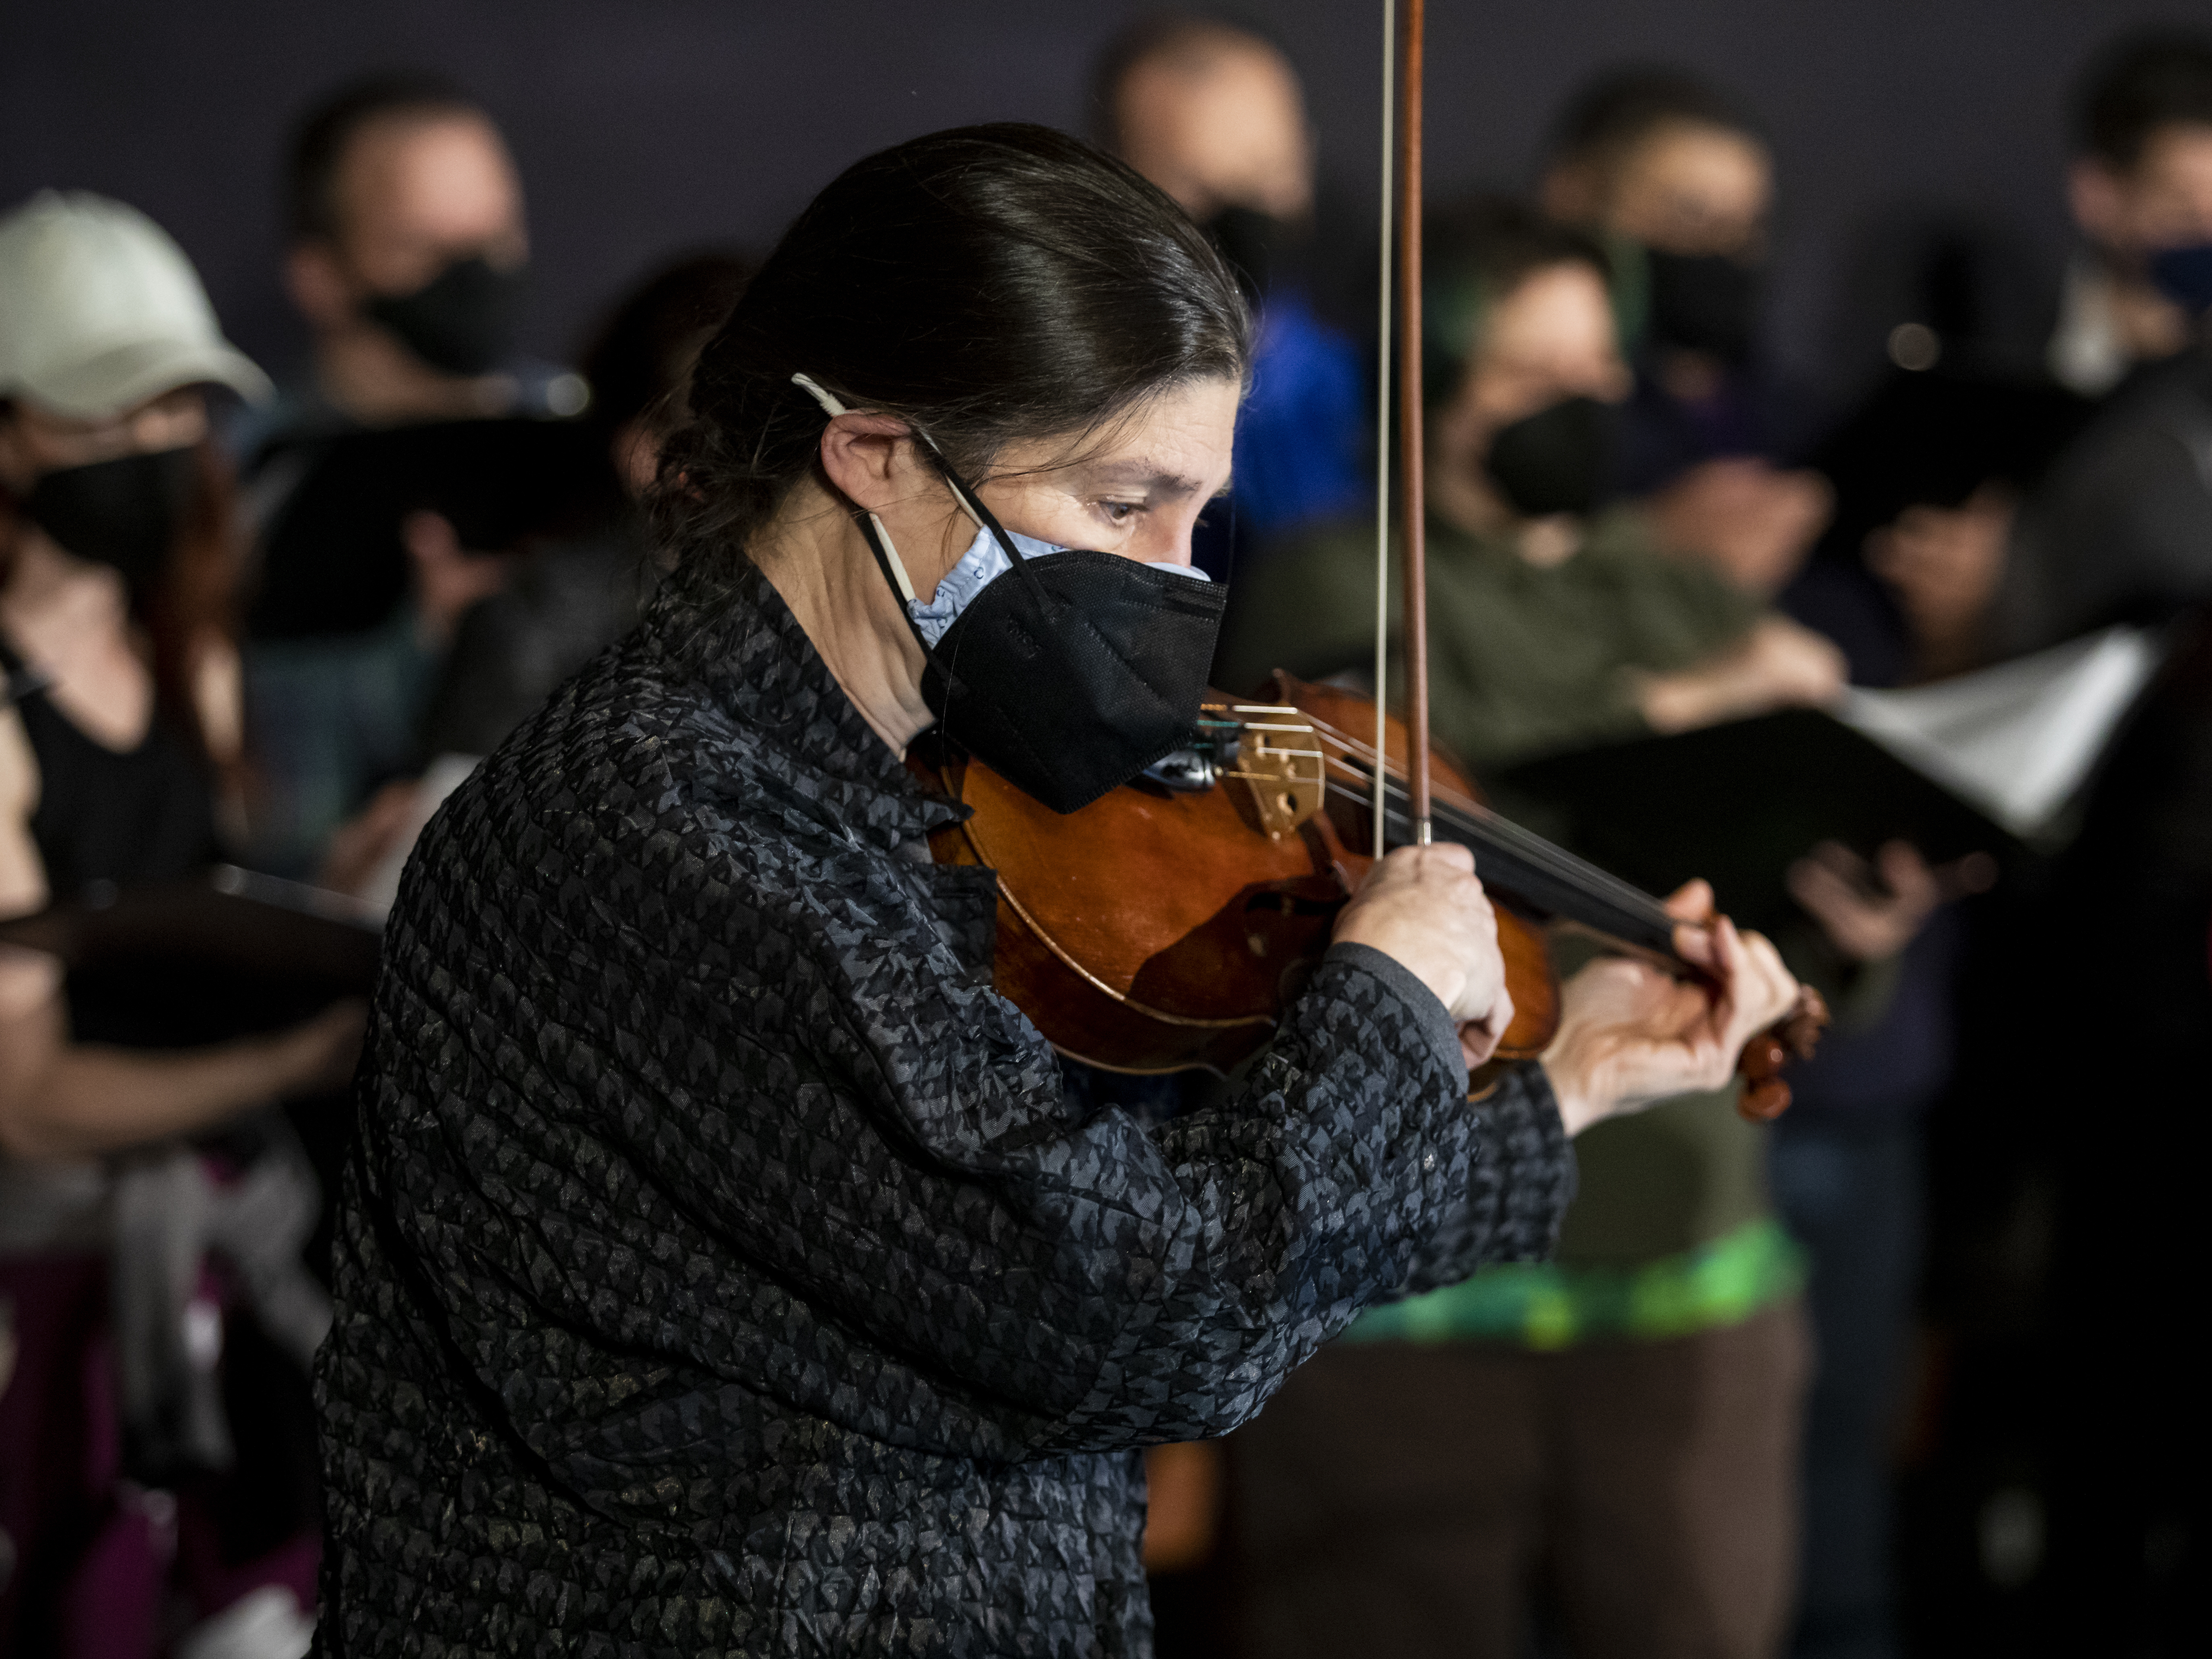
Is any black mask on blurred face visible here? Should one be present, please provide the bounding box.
[1207,206,1284,302]
[20,447,197,611]
[365,254,525,376]
[1484,395,1619,518]
[1645,249,1760,365]
[2147,242,2212,317]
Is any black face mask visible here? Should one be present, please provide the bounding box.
[1645,249,1760,365]
[854,449,1227,816]
[365,254,525,376]
[1484,395,1619,518]
[20,447,197,610]
[1207,206,1284,303]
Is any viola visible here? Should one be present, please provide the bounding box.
[917,670,1827,1120]
[926,0,1823,1118]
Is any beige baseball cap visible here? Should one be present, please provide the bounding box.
[0,190,272,420]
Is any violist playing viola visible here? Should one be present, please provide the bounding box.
[307,123,1806,1657]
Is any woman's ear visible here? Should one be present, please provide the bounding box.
[817,412,916,512]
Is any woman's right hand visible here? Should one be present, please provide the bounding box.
[1331,843,1514,1067]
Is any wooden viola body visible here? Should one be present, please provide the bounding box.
[920,672,1559,1076]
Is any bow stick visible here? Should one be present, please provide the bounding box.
[1374,0,1432,849]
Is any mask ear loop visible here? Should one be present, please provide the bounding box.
[905,428,1069,619]
[791,372,922,604]
[791,372,988,714]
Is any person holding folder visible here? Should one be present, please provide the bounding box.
[0,191,361,1657]
[1220,194,1952,1659]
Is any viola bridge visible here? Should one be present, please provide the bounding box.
[1215,703,1326,840]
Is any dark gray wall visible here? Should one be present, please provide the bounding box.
[4,0,2199,397]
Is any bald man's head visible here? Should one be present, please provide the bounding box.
[1096,18,1313,223]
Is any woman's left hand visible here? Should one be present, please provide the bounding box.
[1538,880,1800,1135]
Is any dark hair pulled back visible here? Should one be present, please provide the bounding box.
[654,123,1251,577]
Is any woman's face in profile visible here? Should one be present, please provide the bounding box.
[972,374,1240,569]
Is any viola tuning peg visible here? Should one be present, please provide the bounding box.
[1737,1033,1788,1080]
[1737,1077,1793,1122]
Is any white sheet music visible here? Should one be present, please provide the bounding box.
[1834,627,2163,839]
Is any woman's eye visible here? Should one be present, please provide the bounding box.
[1097,501,1142,524]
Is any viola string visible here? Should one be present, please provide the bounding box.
[1317,776,1685,959]
[1301,732,1680,934]
[1285,707,1677,928]
[1317,768,1678,938]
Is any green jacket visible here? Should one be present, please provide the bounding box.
[1214,506,1761,774]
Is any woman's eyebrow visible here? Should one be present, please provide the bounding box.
[1082,459,1210,499]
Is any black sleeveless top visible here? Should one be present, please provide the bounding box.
[3,635,217,1044]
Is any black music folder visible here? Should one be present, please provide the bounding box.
[248,415,606,641]
[0,866,384,1043]
[1500,708,2021,938]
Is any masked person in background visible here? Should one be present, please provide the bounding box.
[1540,68,1832,600]
[1979,31,2212,660]
[1834,33,2212,672]
[256,72,557,443]
[316,251,753,905]
[239,72,584,878]
[1950,33,2212,1645]
[2045,29,2212,399]
[1096,12,1368,578]
[1215,199,1970,1659]
[1215,197,1841,770]
[0,191,363,1659]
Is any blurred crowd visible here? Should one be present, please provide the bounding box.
[3,14,2209,1659]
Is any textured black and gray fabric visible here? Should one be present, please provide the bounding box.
[314,555,1575,1658]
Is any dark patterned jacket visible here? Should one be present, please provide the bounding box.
[315,557,1576,1657]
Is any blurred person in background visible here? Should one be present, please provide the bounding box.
[2046,29,2212,399]
[257,71,562,443]
[1988,32,2211,1643]
[1221,198,1873,1659]
[0,190,362,1659]
[1985,30,2212,661]
[319,250,752,903]
[416,248,748,759]
[1097,12,1368,578]
[1775,37,2212,1644]
[1872,31,2212,672]
[240,71,583,879]
[1540,67,1831,602]
[1092,23,1375,1618]
[1767,369,2077,1659]
[1214,197,1842,769]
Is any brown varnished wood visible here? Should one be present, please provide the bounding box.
[923,670,1823,1110]
[925,742,1342,1073]
[922,675,1563,1076]
[1278,673,1559,1059]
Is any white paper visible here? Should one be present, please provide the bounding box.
[1834,627,2162,839]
